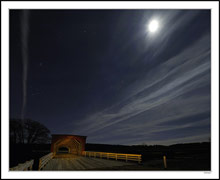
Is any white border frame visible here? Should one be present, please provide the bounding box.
[1,1,219,179]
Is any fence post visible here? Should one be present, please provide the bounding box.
[38,159,42,170]
[107,153,109,159]
[163,155,167,169]
[126,155,128,162]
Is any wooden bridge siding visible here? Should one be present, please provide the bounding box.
[42,156,133,170]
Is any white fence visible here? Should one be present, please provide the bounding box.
[38,152,54,170]
[10,159,34,171]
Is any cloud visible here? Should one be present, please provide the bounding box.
[119,133,211,146]
[70,13,210,145]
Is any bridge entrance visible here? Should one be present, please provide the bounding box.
[51,134,87,156]
[57,147,69,154]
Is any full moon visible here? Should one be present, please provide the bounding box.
[148,20,159,33]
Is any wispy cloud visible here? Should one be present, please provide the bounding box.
[69,11,210,145]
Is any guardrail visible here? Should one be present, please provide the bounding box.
[82,151,141,163]
[10,159,34,171]
[38,152,54,170]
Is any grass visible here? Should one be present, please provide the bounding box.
[90,157,210,171]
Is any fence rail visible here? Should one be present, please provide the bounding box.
[38,152,54,170]
[10,159,34,171]
[82,151,141,163]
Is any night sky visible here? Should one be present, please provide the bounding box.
[10,10,211,145]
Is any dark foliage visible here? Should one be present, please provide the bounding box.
[10,118,51,144]
[10,143,51,169]
[10,119,51,169]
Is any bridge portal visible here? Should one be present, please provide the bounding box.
[51,134,87,156]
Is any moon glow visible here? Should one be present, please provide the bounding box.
[148,20,159,33]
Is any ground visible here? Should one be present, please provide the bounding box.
[42,154,135,170]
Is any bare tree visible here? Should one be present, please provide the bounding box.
[10,119,24,144]
[24,119,50,144]
[10,119,51,144]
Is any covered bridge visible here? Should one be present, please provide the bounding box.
[51,134,87,156]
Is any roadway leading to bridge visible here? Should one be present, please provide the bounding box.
[42,154,134,170]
